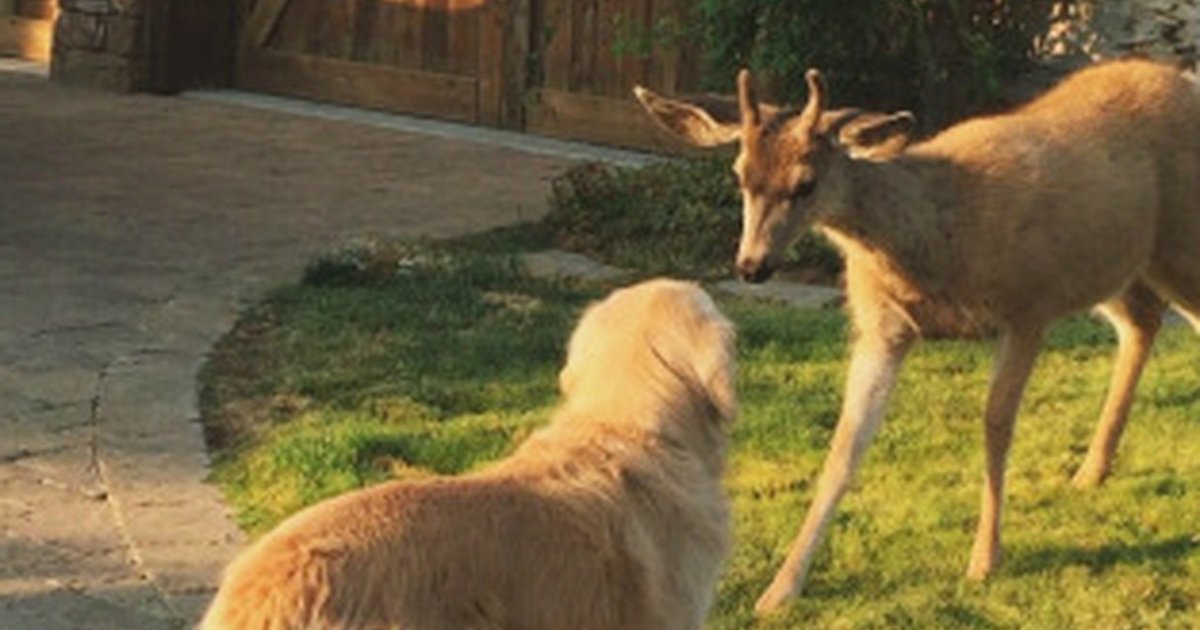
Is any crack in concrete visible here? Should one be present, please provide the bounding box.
[86,357,186,624]
[31,321,128,340]
[30,399,89,413]
[0,444,73,465]
[85,362,109,485]
[95,458,186,624]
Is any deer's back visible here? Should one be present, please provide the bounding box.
[898,60,1200,324]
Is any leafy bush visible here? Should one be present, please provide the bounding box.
[697,0,1057,128]
[542,158,841,281]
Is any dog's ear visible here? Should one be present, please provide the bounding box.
[695,316,737,423]
[558,297,613,398]
[673,287,737,423]
[558,306,597,397]
[557,362,577,397]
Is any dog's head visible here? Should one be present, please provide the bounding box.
[559,279,737,426]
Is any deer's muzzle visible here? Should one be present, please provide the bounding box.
[736,258,775,284]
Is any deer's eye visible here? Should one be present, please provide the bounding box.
[794,179,817,199]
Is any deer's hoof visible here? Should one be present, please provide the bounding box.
[966,543,1001,582]
[965,563,991,582]
[1070,464,1109,489]
[754,584,794,615]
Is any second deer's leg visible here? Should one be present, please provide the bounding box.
[1072,284,1166,488]
[966,327,1044,581]
[754,331,913,614]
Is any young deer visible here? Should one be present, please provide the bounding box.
[635,59,1200,613]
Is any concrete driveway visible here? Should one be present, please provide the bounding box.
[0,67,578,628]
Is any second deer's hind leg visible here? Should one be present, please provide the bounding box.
[1071,283,1166,488]
[967,326,1045,581]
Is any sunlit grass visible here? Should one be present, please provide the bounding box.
[201,242,1199,628]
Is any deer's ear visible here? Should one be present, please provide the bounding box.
[838,111,916,160]
[634,86,742,147]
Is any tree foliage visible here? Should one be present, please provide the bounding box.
[697,0,1058,128]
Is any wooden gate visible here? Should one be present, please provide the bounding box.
[0,0,54,62]
[233,0,703,151]
[235,0,526,127]
[527,0,700,151]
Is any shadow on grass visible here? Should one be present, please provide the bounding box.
[1143,387,1200,408]
[1009,535,1199,576]
[932,604,1006,630]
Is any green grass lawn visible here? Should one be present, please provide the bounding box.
[200,241,1199,629]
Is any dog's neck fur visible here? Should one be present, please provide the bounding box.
[493,387,731,627]
[553,381,728,478]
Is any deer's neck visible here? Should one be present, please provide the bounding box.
[819,155,962,301]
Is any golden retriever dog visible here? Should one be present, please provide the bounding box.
[201,278,737,630]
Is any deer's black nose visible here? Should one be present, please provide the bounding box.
[736,259,773,284]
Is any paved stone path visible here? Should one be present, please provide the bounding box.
[0,69,575,628]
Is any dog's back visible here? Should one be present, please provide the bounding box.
[202,436,724,629]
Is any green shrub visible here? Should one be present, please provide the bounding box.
[697,0,1057,128]
[542,158,841,281]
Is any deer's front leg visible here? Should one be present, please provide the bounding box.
[754,333,913,614]
[966,327,1044,580]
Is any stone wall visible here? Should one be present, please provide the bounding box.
[1041,0,1200,69]
[50,0,150,91]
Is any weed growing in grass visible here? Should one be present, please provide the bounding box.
[202,241,1199,627]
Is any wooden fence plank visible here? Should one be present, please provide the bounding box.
[537,0,570,90]
[397,2,424,71]
[506,0,529,125]
[648,0,677,92]
[477,0,504,126]
[421,0,448,72]
[350,0,379,62]
[269,0,312,53]
[310,0,355,59]
[371,3,404,66]
[622,0,651,94]
[567,0,584,91]
[527,88,705,152]
[0,15,51,61]
[243,0,289,48]
[673,1,700,92]
[238,48,478,122]
[445,3,479,76]
[479,0,524,129]
[593,0,623,97]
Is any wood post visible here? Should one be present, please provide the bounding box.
[479,0,529,129]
